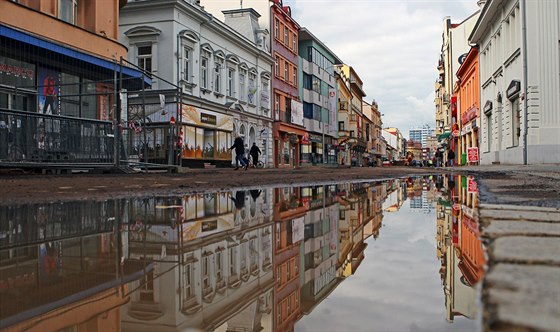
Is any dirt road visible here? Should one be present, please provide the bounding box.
[0,166,442,205]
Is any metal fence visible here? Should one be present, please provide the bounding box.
[0,108,114,164]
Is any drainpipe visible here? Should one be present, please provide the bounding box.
[521,0,528,165]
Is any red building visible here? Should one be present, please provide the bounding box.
[271,0,306,168]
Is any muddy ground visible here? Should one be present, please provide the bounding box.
[0,166,444,205]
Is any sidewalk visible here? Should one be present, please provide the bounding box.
[460,164,560,332]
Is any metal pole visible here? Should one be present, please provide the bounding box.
[113,61,119,168]
[521,0,529,165]
[142,72,148,172]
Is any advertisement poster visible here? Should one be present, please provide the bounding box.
[39,242,62,284]
[290,100,304,126]
[0,56,35,88]
[291,217,305,243]
[38,67,60,115]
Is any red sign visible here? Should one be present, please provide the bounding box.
[170,116,176,125]
[467,147,479,163]
[468,176,478,193]
[452,130,460,137]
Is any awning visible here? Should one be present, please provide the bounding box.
[0,24,151,86]
[437,132,451,141]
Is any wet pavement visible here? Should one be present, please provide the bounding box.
[458,164,560,332]
[0,165,558,331]
[1,176,485,332]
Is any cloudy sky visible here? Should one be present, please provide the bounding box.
[285,0,480,138]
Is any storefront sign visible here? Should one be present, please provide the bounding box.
[483,100,493,115]
[0,56,35,87]
[506,80,521,100]
[467,147,479,163]
[181,105,233,130]
[461,106,478,124]
[200,113,216,125]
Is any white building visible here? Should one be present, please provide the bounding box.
[471,0,560,164]
[120,0,274,168]
[409,126,435,148]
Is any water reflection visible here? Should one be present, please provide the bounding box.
[0,175,485,331]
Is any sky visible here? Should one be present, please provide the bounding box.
[285,0,480,139]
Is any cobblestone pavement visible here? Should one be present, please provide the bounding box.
[458,164,560,332]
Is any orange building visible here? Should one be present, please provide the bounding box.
[0,1,146,167]
[456,48,480,165]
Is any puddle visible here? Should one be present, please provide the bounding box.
[0,174,483,331]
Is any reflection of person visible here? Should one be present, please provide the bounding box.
[42,75,56,114]
[230,135,248,170]
[250,142,261,167]
[230,190,246,209]
[250,189,262,201]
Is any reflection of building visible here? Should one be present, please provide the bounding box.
[435,174,485,322]
[121,190,274,331]
[273,186,306,331]
[0,201,146,331]
[299,186,340,315]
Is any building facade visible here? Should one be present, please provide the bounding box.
[119,0,274,168]
[456,47,480,166]
[298,28,341,166]
[0,0,146,168]
[471,0,560,164]
[436,11,480,164]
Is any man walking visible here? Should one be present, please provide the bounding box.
[249,142,261,168]
[230,135,248,170]
[447,148,455,167]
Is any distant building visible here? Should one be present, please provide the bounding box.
[409,126,435,148]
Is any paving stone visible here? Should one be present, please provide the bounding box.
[485,264,560,332]
[479,209,560,222]
[490,236,560,265]
[480,204,560,213]
[483,220,560,238]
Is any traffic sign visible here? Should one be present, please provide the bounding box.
[170,116,175,125]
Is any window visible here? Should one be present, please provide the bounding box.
[284,27,289,44]
[59,0,77,24]
[247,71,255,104]
[137,45,152,73]
[292,32,297,51]
[227,67,236,97]
[284,61,288,81]
[201,56,208,89]
[239,69,247,102]
[183,46,192,82]
[275,56,280,76]
[214,57,223,94]
[275,19,280,39]
[261,76,270,109]
[338,121,345,131]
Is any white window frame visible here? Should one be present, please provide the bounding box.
[214,54,224,94]
[137,44,153,73]
[247,69,256,105]
[227,66,236,98]
[239,69,247,102]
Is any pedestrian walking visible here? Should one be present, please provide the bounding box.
[230,135,249,170]
[447,148,455,167]
[249,142,261,167]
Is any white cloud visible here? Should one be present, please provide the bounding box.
[288,0,479,138]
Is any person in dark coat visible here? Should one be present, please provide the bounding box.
[230,190,246,209]
[230,135,248,170]
[249,142,261,167]
[447,149,455,167]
